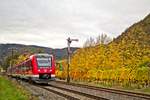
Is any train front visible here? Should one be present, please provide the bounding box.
[32,54,55,83]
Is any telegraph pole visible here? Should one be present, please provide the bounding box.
[67,37,78,83]
[8,48,17,69]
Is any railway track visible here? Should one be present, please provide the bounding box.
[38,84,108,100]
[8,76,108,99]
[13,76,150,100]
[37,85,80,100]
[48,80,150,100]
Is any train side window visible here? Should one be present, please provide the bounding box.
[21,64,23,71]
[26,62,28,70]
[24,63,26,71]
[22,63,24,71]
[20,65,22,71]
[29,60,32,70]
[26,61,30,70]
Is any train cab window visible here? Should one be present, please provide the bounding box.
[23,63,26,71]
[37,57,52,67]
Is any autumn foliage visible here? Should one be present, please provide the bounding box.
[56,14,150,88]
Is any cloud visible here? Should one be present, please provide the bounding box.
[0,0,150,48]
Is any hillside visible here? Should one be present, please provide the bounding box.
[113,13,150,47]
[108,14,150,68]
[0,43,78,67]
[57,14,150,88]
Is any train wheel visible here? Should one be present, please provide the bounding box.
[29,77,33,84]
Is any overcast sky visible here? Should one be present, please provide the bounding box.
[0,0,150,48]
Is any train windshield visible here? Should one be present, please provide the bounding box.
[37,57,52,67]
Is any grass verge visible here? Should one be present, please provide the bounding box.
[0,76,37,100]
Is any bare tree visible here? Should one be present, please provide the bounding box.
[83,37,96,47]
[83,34,112,47]
[96,33,112,45]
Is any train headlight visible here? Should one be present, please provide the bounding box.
[44,69,47,72]
[38,69,40,72]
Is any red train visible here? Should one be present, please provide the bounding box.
[7,53,55,83]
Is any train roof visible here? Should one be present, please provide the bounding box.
[34,53,52,56]
[30,53,53,58]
